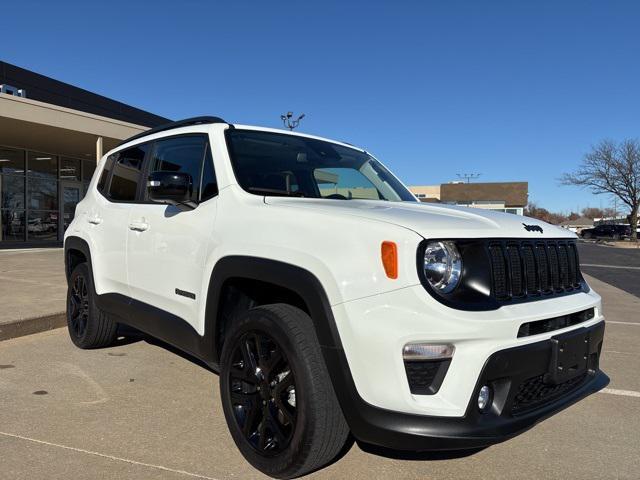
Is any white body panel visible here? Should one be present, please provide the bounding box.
[127,199,217,332]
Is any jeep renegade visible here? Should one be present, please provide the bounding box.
[64,116,606,478]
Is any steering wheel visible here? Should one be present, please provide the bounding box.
[325,193,348,200]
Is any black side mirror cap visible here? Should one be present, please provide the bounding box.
[148,171,196,210]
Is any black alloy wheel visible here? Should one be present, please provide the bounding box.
[66,263,118,349]
[227,331,297,455]
[69,273,90,338]
[219,304,349,478]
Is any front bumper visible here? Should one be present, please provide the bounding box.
[325,320,606,450]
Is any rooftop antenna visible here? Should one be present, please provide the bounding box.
[281,111,305,130]
[456,173,482,183]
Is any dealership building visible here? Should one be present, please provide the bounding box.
[0,61,168,248]
[409,182,528,216]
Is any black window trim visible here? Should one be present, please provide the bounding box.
[98,133,218,206]
[140,132,216,205]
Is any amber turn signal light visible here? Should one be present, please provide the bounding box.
[381,241,398,279]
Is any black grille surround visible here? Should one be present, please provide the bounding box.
[404,359,451,395]
[417,238,588,311]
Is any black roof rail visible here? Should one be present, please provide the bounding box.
[117,116,227,146]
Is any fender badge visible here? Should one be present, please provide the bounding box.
[522,223,544,233]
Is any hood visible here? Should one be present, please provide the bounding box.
[264,198,574,239]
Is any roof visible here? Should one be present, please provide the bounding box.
[559,217,594,227]
[0,93,147,158]
[440,182,528,207]
[0,60,170,127]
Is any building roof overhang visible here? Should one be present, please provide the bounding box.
[0,93,148,159]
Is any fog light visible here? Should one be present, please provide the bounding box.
[478,385,492,412]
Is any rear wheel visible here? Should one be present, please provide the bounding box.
[219,304,349,479]
[66,263,118,349]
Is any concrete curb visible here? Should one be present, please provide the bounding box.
[0,313,66,342]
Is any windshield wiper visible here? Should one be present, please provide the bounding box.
[247,187,306,197]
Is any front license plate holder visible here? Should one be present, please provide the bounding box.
[545,328,590,385]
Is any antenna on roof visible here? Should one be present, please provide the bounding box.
[280,111,305,130]
[456,173,482,183]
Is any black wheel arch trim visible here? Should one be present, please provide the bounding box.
[64,236,94,284]
[204,256,343,363]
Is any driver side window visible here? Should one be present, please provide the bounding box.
[148,135,216,203]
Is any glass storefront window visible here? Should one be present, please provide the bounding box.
[60,157,81,181]
[0,146,89,245]
[1,209,26,242]
[27,151,57,179]
[0,148,25,174]
[27,211,58,242]
[28,177,58,210]
[1,175,25,209]
[83,160,96,183]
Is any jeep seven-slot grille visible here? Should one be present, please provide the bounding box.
[488,240,582,301]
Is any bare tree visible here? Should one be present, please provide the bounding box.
[561,139,640,241]
[525,202,567,225]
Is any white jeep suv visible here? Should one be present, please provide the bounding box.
[64,117,606,478]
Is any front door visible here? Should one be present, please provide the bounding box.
[127,134,218,334]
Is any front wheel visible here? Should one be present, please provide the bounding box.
[219,304,349,479]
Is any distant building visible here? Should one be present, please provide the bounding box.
[409,182,528,215]
[559,217,594,233]
[408,185,441,202]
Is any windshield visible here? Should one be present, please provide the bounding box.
[226,129,416,202]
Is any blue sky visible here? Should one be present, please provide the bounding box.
[4,0,640,212]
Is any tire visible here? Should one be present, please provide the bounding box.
[219,304,349,479]
[66,263,118,349]
[582,232,591,239]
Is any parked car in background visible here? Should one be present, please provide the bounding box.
[581,224,631,240]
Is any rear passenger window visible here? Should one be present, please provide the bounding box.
[108,144,148,201]
[149,135,213,202]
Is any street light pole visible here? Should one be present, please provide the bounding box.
[281,112,305,130]
[456,173,482,183]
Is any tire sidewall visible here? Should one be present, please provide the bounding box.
[219,308,314,478]
[66,263,98,348]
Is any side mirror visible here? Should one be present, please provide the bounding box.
[147,171,195,210]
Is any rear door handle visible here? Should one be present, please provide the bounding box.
[128,222,149,232]
[87,216,102,225]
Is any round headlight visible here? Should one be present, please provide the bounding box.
[423,241,462,294]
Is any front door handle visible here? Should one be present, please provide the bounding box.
[87,216,102,225]
[128,222,149,232]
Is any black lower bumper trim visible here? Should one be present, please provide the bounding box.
[325,321,606,451]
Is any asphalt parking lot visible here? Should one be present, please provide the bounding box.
[578,241,640,298]
[1,276,640,479]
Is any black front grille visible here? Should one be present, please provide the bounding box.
[511,373,587,415]
[488,240,583,302]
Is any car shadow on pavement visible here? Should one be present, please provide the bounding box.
[114,324,217,373]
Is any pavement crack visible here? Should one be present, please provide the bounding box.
[0,431,220,480]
